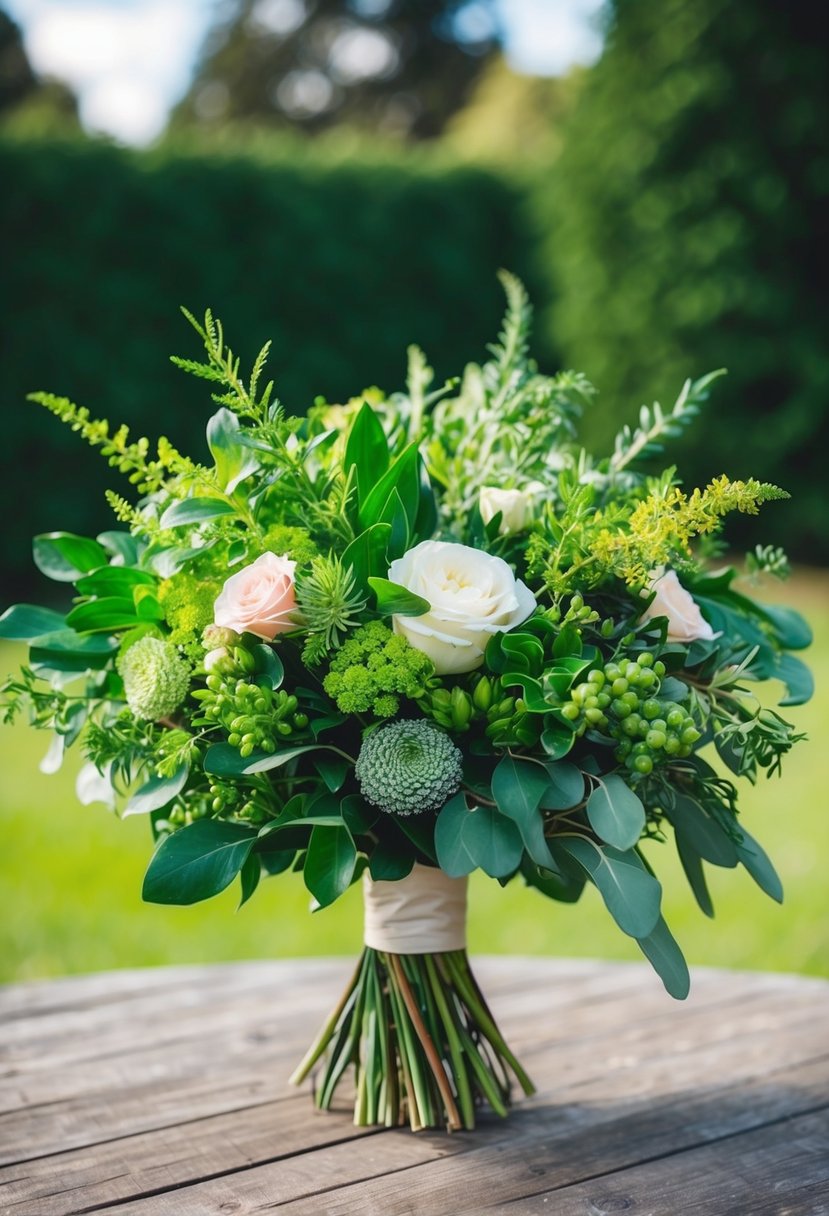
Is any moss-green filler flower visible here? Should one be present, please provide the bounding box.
[117,636,190,720]
[355,719,463,816]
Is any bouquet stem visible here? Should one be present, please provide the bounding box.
[290,947,535,1131]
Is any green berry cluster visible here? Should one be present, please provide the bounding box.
[419,675,539,748]
[193,672,308,757]
[323,621,433,717]
[558,653,702,775]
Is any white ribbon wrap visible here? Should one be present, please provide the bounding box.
[363,863,468,953]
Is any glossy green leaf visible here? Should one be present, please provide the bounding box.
[502,673,549,713]
[238,854,261,908]
[636,916,690,999]
[252,644,284,690]
[359,443,420,529]
[203,742,329,776]
[540,722,575,759]
[33,532,109,582]
[142,819,258,905]
[342,523,392,593]
[75,567,156,596]
[344,401,389,507]
[207,407,259,494]
[304,824,357,907]
[159,498,238,529]
[66,598,140,634]
[29,629,118,671]
[97,530,140,566]
[314,753,350,793]
[367,577,429,617]
[0,604,65,640]
[586,775,646,850]
[124,763,189,817]
[369,843,414,882]
[559,837,662,938]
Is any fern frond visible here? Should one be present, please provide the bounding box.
[609,369,726,475]
[486,270,532,387]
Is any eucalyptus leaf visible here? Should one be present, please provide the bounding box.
[491,755,556,867]
[586,775,646,850]
[666,794,738,867]
[676,835,715,918]
[435,794,523,879]
[559,837,662,938]
[541,762,584,811]
[734,824,783,902]
[636,916,691,999]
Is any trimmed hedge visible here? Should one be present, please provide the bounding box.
[1,138,548,594]
[540,0,828,563]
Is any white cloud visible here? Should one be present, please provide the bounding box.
[497,0,606,77]
[6,0,212,143]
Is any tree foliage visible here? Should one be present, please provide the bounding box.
[171,0,498,140]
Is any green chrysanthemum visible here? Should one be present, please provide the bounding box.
[355,720,463,816]
[117,636,190,720]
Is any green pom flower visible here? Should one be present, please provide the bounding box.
[117,636,191,720]
[355,720,463,816]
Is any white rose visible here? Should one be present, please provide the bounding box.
[640,569,715,643]
[479,486,536,535]
[388,539,536,675]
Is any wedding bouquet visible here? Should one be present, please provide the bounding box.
[2,274,812,1132]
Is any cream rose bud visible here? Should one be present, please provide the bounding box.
[479,485,542,535]
[640,568,715,643]
[388,540,536,675]
[213,552,297,640]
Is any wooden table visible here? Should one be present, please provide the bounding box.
[1,959,828,1215]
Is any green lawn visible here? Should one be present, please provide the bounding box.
[2,570,827,985]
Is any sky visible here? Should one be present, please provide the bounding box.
[5,0,606,145]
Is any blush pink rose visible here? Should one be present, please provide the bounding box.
[213,552,297,640]
[640,568,715,643]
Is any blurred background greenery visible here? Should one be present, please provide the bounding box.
[1,0,826,982]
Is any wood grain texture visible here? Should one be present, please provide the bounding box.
[1,959,827,1216]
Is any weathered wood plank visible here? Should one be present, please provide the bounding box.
[2,979,826,1213]
[1,962,827,1216]
[497,1107,829,1216]
[50,1057,828,1216]
[0,967,813,1165]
